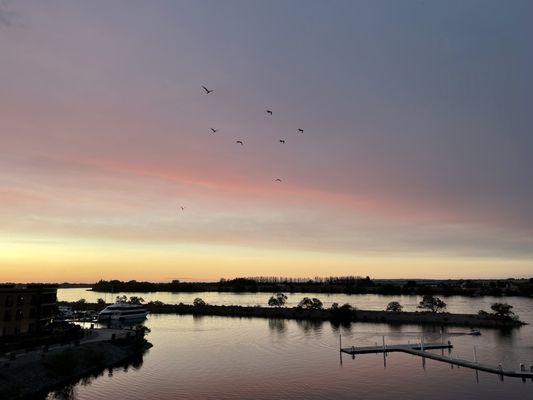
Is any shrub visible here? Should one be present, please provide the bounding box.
[330,303,353,320]
[490,303,516,319]
[386,301,403,312]
[298,297,323,310]
[128,296,145,305]
[193,298,206,307]
[268,293,288,308]
[417,295,446,313]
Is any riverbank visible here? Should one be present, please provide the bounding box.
[0,330,151,399]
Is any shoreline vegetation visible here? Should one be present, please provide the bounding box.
[90,277,533,297]
[63,295,525,328]
[0,329,151,400]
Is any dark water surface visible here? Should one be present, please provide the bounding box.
[50,289,533,399]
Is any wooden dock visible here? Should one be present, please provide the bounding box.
[340,340,533,379]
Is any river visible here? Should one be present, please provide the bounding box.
[48,288,533,399]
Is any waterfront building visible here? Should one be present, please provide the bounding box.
[0,284,57,337]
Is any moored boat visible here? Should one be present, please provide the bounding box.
[98,303,149,322]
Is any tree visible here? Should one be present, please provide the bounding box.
[268,293,288,308]
[128,296,145,305]
[330,303,353,320]
[386,301,403,312]
[298,297,323,310]
[96,298,106,306]
[417,295,446,313]
[490,303,515,318]
[193,298,206,307]
[75,298,86,305]
[116,295,128,303]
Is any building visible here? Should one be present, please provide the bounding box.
[0,284,57,338]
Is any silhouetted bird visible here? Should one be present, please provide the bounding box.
[210,128,219,133]
[266,110,273,115]
[275,178,282,182]
[179,206,185,211]
[298,128,304,133]
[202,85,213,94]
[236,140,244,146]
[279,139,285,144]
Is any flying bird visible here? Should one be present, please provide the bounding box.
[275,178,282,182]
[210,128,219,133]
[298,128,304,133]
[202,85,213,94]
[279,139,286,144]
[179,206,185,211]
[236,140,244,146]
[266,110,273,115]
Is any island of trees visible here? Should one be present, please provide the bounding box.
[64,294,524,328]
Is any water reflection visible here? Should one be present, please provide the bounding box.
[494,327,517,343]
[45,352,147,400]
[268,318,286,335]
[295,319,323,334]
[51,292,533,400]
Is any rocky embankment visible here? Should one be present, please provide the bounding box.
[0,332,151,399]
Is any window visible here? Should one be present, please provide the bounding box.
[3,309,12,322]
[4,295,13,307]
[15,309,23,320]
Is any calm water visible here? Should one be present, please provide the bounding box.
[50,289,533,399]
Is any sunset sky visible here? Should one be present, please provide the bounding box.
[1,1,532,282]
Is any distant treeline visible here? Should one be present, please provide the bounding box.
[91,277,533,297]
[234,276,372,284]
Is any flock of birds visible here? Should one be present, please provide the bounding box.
[179,85,306,213]
[202,84,306,170]
[201,85,305,150]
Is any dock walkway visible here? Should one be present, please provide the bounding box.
[341,341,533,379]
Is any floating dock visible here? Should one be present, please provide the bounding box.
[340,339,533,379]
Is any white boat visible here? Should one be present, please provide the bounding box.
[98,303,149,322]
[57,305,74,320]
